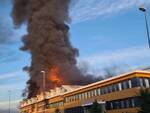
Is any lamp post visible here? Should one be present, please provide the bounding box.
[41,71,46,92]
[8,90,11,113]
[41,71,46,113]
[139,6,150,48]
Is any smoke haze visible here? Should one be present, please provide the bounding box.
[12,0,98,98]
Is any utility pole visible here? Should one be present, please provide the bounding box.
[41,71,46,93]
[139,6,150,48]
[41,71,46,113]
[8,90,11,113]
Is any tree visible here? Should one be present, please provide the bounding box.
[138,88,150,113]
[103,65,126,79]
[55,108,60,113]
[90,100,103,113]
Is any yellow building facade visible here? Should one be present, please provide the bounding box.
[20,70,150,113]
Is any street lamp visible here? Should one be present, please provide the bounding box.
[139,6,150,48]
[41,71,46,113]
[8,90,11,113]
[41,71,46,92]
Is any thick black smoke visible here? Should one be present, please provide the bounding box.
[12,0,98,98]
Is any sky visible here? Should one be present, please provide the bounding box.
[0,0,150,112]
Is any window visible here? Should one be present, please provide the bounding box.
[121,81,129,89]
[90,90,94,97]
[84,92,88,99]
[115,84,119,91]
[81,93,84,99]
[65,98,68,103]
[75,94,79,100]
[70,96,73,101]
[134,97,141,107]
[129,98,134,108]
[67,97,70,102]
[104,87,108,94]
[107,85,112,93]
[130,98,134,107]
[120,100,125,109]
[79,94,82,99]
[115,101,121,109]
[101,87,104,94]
[112,101,117,109]
[64,106,84,113]
[144,78,150,88]
[138,78,150,88]
[97,88,101,96]
[139,78,144,87]
[125,99,130,108]
[69,97,71,102]
[128,80,132,88]
[118,83,122,91]
[112,84,118,92]
[106,101,111,110]
[94,89,97,96]
[131,78,140,87]
[87,91,91,98]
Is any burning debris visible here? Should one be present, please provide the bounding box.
[12,0,98,98]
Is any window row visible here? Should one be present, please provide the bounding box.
[65,77,150,103]
[106,97,140,110]
[100,79,132,95]
[48,101,63,108]
[65,89,100,103]
[131,77,150,88]
[64,106,84,113]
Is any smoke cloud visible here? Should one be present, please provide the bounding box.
[12,0,98,98]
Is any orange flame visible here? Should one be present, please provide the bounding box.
[48,65,63,87]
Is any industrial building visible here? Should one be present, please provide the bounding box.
[20,70,150,113]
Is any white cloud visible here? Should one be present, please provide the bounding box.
[0,71,22,80]
[70,0,150,24]
[79,46,150,68]
[0,71,27,91]
[0,83,23,91]
[0,99,20,110]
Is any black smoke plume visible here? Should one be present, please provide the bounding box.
[12,0,98,98]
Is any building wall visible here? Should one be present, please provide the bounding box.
[20,71,150,113]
